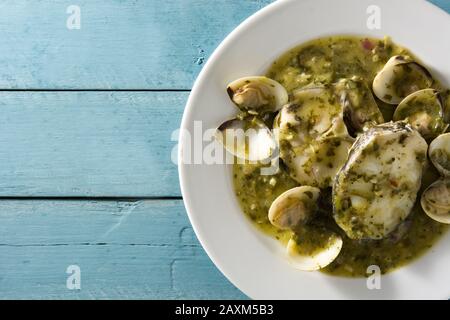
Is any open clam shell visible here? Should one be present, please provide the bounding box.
[393,89,448,139]
[227,76,288,115]
[215,117,277,162]
[373,55,433,104]
[268,186,320,230]
[421,178,450,224]
[286,225,343,271]
[429,133,450,176]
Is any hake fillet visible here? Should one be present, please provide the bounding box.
[333,122,428,239]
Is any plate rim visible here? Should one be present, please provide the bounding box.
[179,0,450,300]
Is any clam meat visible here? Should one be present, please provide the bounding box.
[393,89,448,139]
[227,76,288,115]
[429,133,450,177]
[421,178,450,224]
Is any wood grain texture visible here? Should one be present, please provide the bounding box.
[0,0,448,300]
[0,0,447,90]
[0,199,246,299]
[0,91,183,197]
[0,0,272,89]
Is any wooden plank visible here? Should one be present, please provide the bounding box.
[0,91,183,197]
[0,0,447,90]
[0,199,246,299]
[430,0,450,13]
[0,0,272,89]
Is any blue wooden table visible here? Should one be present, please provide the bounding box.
[0,0,448,300]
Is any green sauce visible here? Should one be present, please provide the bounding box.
[233,36,449,277]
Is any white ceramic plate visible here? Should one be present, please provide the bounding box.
[179,0,450,299]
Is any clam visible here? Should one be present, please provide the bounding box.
[334,78,384,136]
[268,186,320,230]
[421,178,450,224]
[393,89,448,139]
[333,121,428,239]
[429,133,450,176]
[227,76,288,115]
[373,55,433,104]
[268,186,342,270]
[286,225,343,271]
[215,117,277,162]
